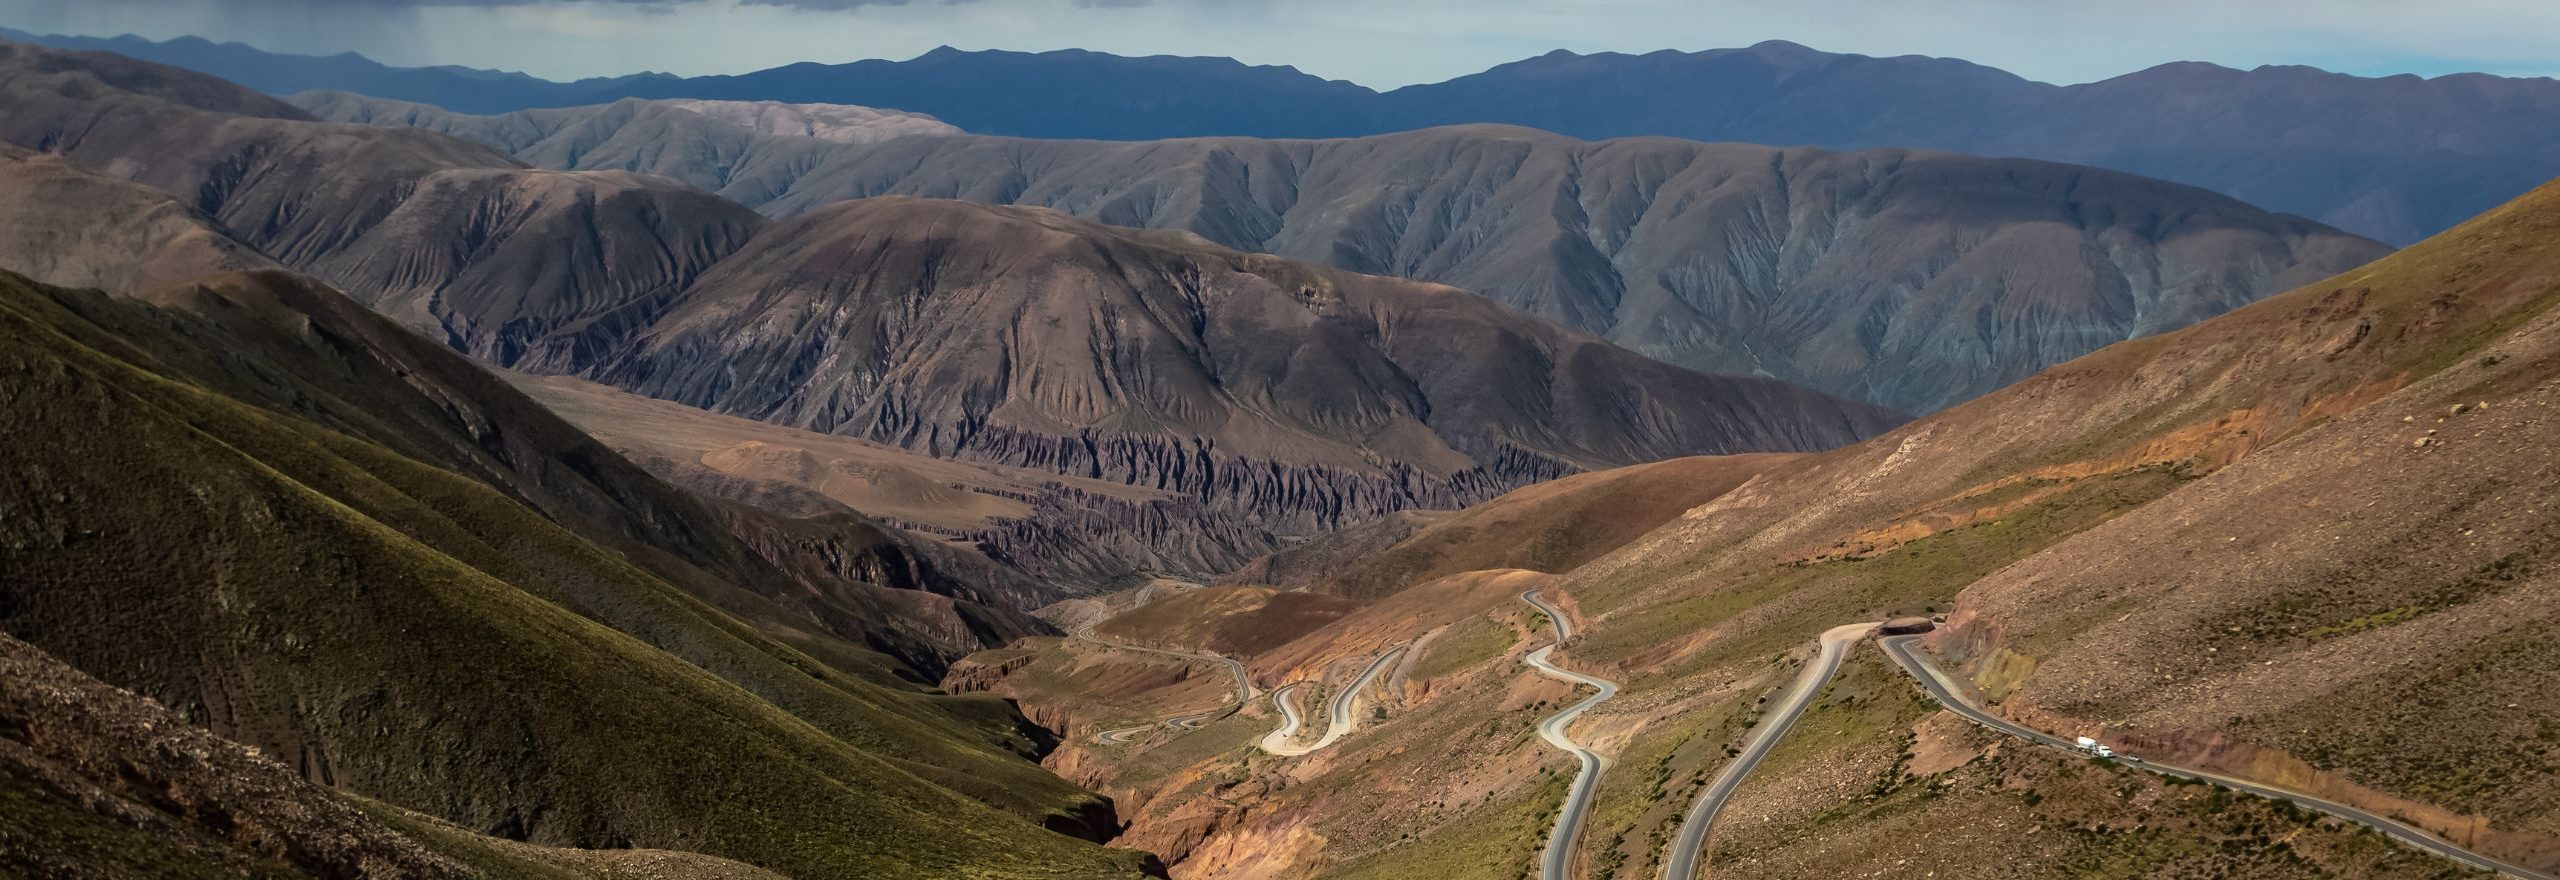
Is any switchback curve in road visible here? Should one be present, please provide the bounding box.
[1257,682,1311,754]
[1520,588,1622,880]
[1258,645,1408,757]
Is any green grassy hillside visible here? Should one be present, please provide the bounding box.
[1,631,794,880]
[0,271,1154,878]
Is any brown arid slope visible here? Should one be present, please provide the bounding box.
[1523,174,2560,876]
[1221,454,1799,600]
[964,177,2560,879]
[1093,587,1365,660]
[515,372,1298,592]
[0,144,277,292]
[513,373,1108,533]
[0,268,1159,878]
[1652,649,2473,880]
[1217,511,1453,590]
[0,42,768,372]
[597,197,1899,540]
[292,167,768,369]
[0,633,788,880]
[948,457,1799,876]
[312,89,2393,413]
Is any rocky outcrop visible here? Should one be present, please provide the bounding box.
[890,425,1581,534]
[1219,510,1452,589]
[942,652,1038,696]
[967,486,1282,588]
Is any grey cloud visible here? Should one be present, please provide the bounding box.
[737,0,979,10]
[66,0,939,6]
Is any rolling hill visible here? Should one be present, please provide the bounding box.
[0,631,790,880]
[0,267,1159,877]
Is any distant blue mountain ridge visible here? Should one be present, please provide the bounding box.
[6,27,2557,244]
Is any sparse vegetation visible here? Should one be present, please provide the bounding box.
[1410,614,1520,680]
[1325,776,1568,880]
[1585,466,2191,688]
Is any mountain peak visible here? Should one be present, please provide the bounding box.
[1745,38,1822,55]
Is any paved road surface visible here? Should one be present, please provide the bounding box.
[1095,724,1154,745]
[1660,623,1876,880]
[1521,586,1578,641]
[1257,683,1312,753]
[1881,635,2551,880]
[1520,589,1622,880]
[1259,646,1408,756]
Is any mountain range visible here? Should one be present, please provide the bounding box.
[11,28,2560,245]
[0,41,1900,588]
[592,196,1901,521]
[300,93,2391,415]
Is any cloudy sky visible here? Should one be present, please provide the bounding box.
[3,0,2556,88]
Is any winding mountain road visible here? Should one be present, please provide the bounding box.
[1659,622,1876,880]
[1257,683,1311,753]
[1258,646,1407,757]
[1881,635,2553,880]
[1520,588,1622,880]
